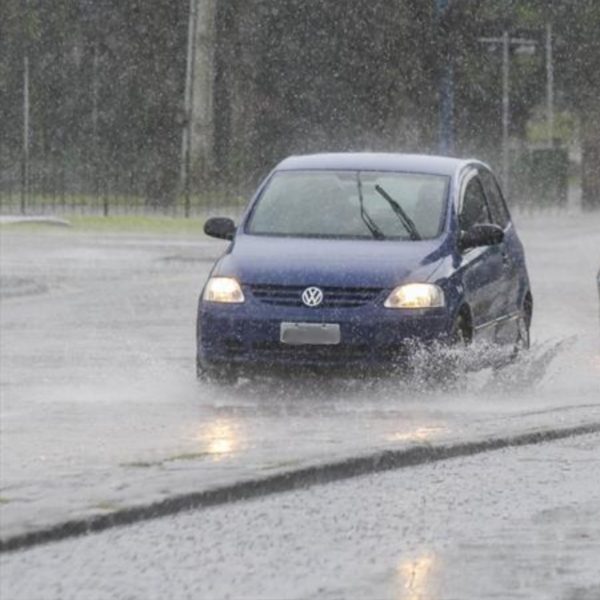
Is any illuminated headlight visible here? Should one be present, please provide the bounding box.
[384,283,444,309]
[203,277,245,303]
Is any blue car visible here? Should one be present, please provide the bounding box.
[197,153,532,381]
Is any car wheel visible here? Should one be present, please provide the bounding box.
[446,313,471,376]
[450,313,470,348]
[515,316,530,351]
[511,305,531,360]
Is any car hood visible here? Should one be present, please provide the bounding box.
[213,234,448,288]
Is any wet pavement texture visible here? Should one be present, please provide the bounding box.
[0,212,599,540]
[2,433,599,599]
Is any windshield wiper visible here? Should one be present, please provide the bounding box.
[357,174,385,240]
[374,184,421,241]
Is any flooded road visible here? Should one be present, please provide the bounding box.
[1,211,599,541]
[3,432,599,599]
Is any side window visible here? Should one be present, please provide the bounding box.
[480,170,510,229]
[459,177,491,231]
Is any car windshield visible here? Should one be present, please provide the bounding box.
[246,170,449,240]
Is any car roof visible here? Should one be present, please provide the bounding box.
[275,152,476,176]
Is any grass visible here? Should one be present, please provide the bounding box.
[0,189,246,234]
[0,214,214,235]
[68,215,208,233]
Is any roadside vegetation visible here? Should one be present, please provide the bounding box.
[1,0,598,212]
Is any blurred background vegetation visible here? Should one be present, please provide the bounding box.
[1,0,598,215]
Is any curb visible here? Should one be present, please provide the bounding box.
[2,422,599,554]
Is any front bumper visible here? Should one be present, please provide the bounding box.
[197,297,451,371]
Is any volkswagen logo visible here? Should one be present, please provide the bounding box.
[301,286,324,307]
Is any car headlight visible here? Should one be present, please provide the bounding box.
[384,283,444,309]
[203,277,245,303]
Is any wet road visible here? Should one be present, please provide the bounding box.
[1,211,599,544]
[2,433,599,599]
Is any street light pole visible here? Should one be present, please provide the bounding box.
[478,33,537,197]
[21,0,30,214]
[546,23,554,143]
[502,31,510,195]
[181,0,199,218]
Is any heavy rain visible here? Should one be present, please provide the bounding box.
[1,1,599,599]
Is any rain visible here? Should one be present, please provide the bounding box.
[1,1,599,598]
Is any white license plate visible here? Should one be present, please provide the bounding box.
[280,322,341,345]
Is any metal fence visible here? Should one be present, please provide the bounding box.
[0,158,256,217]
[0,1,582,218]
[1,148,572,218]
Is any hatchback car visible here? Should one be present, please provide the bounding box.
[197,153,532,381]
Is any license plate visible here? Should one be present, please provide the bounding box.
[280,322,341,345]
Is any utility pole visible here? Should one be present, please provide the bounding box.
[436,0,454,155]
[91,41,100,203]
[546,23,554,143]
[22,54,30,214]
[181,0,199,218]
[21,0,31,214]
[478,33,537,197]
[181,0,217,217]
[91,44,99,151]
[502,31,510,195]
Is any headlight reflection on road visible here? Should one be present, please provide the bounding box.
[388,426,447,444]
[196,419,241,460]
[396,553,436,600]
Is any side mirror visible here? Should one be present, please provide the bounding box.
[459,224,504,251]
[204,217,236,241]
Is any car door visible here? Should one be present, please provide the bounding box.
[479,167,521,343]
[457,170,507,343]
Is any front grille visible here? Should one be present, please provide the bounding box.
[249,284,382,308]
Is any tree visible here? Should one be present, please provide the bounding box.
[550,0,600,208]
[217,0,440,182]
[448,1,545,160]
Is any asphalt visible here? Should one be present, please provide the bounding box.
[3,433,599,600]
[1,210,599,553]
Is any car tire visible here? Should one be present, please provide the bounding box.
[511,298,532,359]
[514,316,530,351]
[445,313,471,378]
[450,313,470,348]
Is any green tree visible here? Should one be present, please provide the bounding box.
[448,1,545,162]
[219,0,440,181]
[550,0,600,208]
